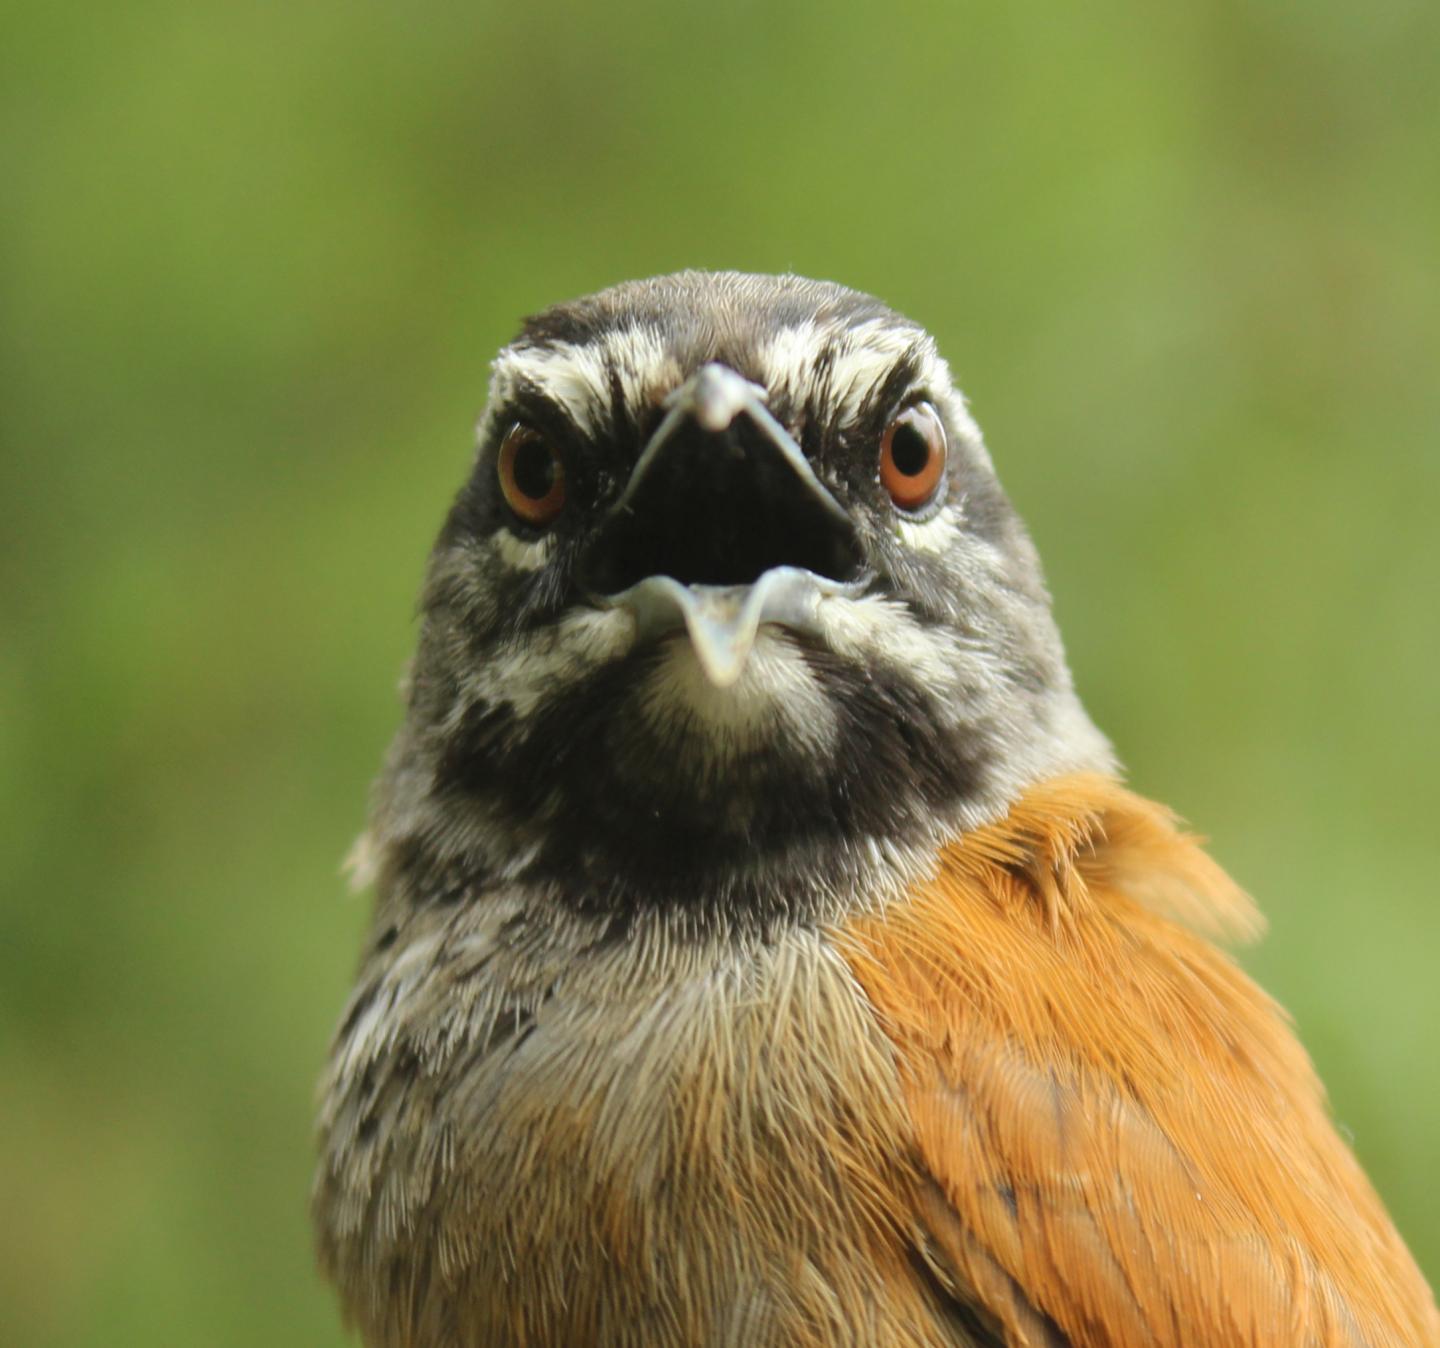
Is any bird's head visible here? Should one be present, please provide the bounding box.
[372,272,1111,931]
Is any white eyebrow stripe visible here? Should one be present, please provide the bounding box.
[492,317,962,447]
[599,325,680,423]
[757,320,824,408]
[490,326,681,441]
[492,343,612,436]
[758,318,947,426]
[827,319,931,421]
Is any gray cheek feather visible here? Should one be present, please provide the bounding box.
[810,590,1113,808]
[450,604,637,723]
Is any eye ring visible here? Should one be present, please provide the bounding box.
[879,402,947,511]
[497,424,567,527]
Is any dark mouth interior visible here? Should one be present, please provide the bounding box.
[582,417,865,594]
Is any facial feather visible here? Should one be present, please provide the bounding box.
[375,270,1112,931]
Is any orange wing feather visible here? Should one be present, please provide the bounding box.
[841,775,1439,1347]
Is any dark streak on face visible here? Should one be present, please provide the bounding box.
[428,638,991,923]
[378,273,1088,932]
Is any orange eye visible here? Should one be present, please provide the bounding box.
[497,424,566,527]
[879,402,947,511]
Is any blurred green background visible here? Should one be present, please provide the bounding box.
[3,1,1437,1342]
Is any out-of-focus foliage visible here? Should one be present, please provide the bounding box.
[2,2,1436,1343]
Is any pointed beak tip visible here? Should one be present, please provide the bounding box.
[685,621,759,689]
[602,567,850,690]
[693,404,734,435]
[695,655,748,689]
[687,363,756,434]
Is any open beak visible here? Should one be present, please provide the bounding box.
[582,363,866,687]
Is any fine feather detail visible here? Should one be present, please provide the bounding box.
[315,270,1434,1345]
[841,773,1439,1347]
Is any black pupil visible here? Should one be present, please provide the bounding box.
[890,419,931,477]
[513,438,558,499]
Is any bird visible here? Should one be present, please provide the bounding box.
[311,270,1438,1347]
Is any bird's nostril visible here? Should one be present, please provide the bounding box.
[582,416,864,595]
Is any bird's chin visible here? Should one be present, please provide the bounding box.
[635,623,840,755]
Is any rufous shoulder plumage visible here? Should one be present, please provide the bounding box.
[843,774,1439,1346]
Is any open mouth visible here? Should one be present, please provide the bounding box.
[581,364,868,686]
